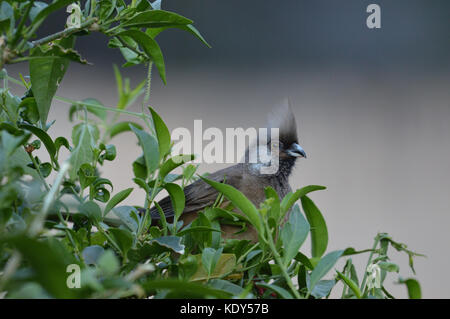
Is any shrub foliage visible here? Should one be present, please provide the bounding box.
[0,0,422,299]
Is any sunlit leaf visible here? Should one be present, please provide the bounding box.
[105,188,134,216]
[301,195,328,258]
[309,250,344,292]
[398,278,421,299]
[200,176,263,236]
[281,204,310,265]
[118,30,167,84]
[130,125,159,176]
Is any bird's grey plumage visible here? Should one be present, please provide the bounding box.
[149,100,305,241]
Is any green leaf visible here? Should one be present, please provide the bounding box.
[30,36,74,125]
[29,2,49,22]
[191,253,236,281]
[7,283,51,299]
[294,251,314,270]
[112,64,146,109]
[342,247,374,256]
[152,235,185,254]
[82,245,105,265]
[39,162,52,177]
[142,279,230,298]
[78,200,102,223]
[398,278,421,299]
[117,30,166,84]
[281,204,310,265]
[1,90,21,124]
[29,44,90,65]
[133,177,151,193]
[301,195,328,258]
[18,123,56,163]
[104,188,133,216]
[378,261,400,273]
[54,136,70,156]
[130,125,159,177]
[149,107,170,159]
[109,121,143,138]
[0,122,23,137]
[177,226,222,237]
[18,97,40,124]
[199,176,263,236]
[336,270,362,299]
[123,10,192,28]
[97,249,120,276]
[204,207,247,223]
[109,228,133,257]
[183,24,211,48]
[2,236,76,298]
[78,163,96,189]
[159,154,195,180]
[310,280,335,299]
[147,24,211,48]
[97,0,116,20]
[264,186,280,222]
[208,279,247,296]
[164,183,185,221]
[183,212,212,251]
[75,98,107,121]
[69,123,99,180]
[202,247,223,276]
[256,282,293,299]
[112,206,140,233]
[309,250,344,292]
[280,185,326,216]
[91,178,113,203]
[1,130,30,157]
[113,64,123,101]
[98,143,116,164]
[129,236,185,262]
[0,2,13,23]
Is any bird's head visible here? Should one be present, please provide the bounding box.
[267,98,306,161]
[246,99,306,176]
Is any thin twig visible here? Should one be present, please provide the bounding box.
[28,18,98,50]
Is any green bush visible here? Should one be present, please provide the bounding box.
[0,0,423,299]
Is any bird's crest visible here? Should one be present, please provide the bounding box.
[267,98,298,145]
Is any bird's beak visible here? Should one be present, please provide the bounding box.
[286,143,307,158]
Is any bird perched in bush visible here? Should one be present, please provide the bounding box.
[150,99,306,242]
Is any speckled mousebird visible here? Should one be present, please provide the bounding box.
[149,99,306,242]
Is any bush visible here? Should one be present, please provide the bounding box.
[0,0,423,299]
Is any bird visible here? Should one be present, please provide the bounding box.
[149,99,306,242]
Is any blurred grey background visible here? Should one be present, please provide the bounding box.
[8,0,450,298]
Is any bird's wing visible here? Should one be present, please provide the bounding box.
[150,164,243,220]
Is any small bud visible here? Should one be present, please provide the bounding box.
[25,144,35,154]
[366,263,381,290]
[66,4,82,29]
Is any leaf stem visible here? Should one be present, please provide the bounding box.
[27,18,98,50]
[29,161,70,236]
[55,95,151,120]
[116,36,145,58]
[7,75,151,121]
[0,251,22,291]
[11,0,34,47]
[95,222,123,257]
[262,218,301,299]
[360,233,381,292]
[27,152,50,191]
